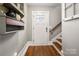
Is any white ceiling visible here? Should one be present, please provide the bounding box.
[27,3,61,7]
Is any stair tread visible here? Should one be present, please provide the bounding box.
[53,42,62,51]
[56,38,62,43]
[56,40,62,46]
[51,46,61,56]
[53,44,63,56]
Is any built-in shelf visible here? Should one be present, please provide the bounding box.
[6,17,24,26]
[3,3,24,18]
[0,16,24,34]
[1,31,18,35]
[0,3,24,34]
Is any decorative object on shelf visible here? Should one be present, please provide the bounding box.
[0,5,8,16]
[16,13,21,21]
[0,10,6,16]
[6,10,16,19]
[3,3,24,18]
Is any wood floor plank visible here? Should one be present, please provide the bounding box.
[25,45,61,56]
[25,46,34,56]
[42,46,51,56]
[48,46,56,56]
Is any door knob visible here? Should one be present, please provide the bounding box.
[46,27,48,32]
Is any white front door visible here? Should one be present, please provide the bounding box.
[32,11,49,44]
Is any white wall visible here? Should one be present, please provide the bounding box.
[62,4,79,56]
[62,19,79,56]
[0,3,27,56]
[27,4,61,41]
[17,4,28,54]
[0,33,18,56]
[50,5,61,29]
[50,5,61,40]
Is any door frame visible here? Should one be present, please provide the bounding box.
[32,11,49,43]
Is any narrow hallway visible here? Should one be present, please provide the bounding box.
[0,3,62,56]
[24,34,62,56]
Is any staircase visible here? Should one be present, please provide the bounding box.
[52,34,63,56]
[18,33,63,56]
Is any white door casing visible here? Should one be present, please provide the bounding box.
[32,11,49,44]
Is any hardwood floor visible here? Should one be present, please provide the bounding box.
[25,45,60,56]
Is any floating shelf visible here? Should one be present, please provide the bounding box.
[0,16,24,34]
[3,3,24,18]
[6,17,24,26]
[2,31,18,35]
[0,3,24,34]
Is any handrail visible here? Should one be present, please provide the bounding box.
[50,21,61,33]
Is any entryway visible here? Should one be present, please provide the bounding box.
[32,11,49,44]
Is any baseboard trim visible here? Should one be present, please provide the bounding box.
[17,40,63,56]
[17,41,31,56]
[17,41,54,56]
